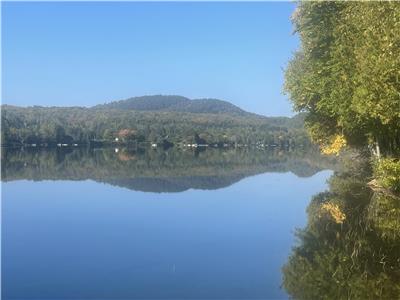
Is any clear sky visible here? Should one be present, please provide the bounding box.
[2,2,299,116]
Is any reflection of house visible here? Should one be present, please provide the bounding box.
[116,129,137,142]
[185,143,208,147]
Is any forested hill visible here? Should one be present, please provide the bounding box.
[95,95,250,116]
[1,95,308,147]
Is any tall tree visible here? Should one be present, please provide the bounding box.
[284,2,400,155]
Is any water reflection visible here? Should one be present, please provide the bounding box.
[282,154,400,299]
[2,147,334,299]
[2,147,338,192]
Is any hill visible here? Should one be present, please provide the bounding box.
[1,95,309,148]
[95,95,249,116]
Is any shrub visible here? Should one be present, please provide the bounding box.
[374,158,400,193]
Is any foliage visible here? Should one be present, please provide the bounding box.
[373,158,400,193]
[284,2,400,155]
[321,134,347,156]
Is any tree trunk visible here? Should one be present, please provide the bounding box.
[375,140,381,160]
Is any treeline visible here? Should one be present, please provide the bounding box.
[1,104,310,148]
[285,2,400,156]
[282,3,400,295]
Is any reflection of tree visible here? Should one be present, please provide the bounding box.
[282,154,400,299]
[1,147,338,193]
[368,192,400,243]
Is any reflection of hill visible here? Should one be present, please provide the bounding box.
[1,147,339,192]
[106,176,244,193]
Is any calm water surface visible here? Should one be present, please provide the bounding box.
[2,148,334,299]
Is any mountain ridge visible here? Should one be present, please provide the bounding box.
[2,95,297,121]
[94,95,253,117]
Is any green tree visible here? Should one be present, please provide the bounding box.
[284,2,400,156]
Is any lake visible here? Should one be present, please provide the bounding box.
[2,147,335,299]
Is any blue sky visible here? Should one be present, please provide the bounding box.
[2,2,299,116]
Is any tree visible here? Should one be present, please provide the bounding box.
[284,2,400,156]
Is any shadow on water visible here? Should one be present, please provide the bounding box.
[282,153,400,299]
[1,146,339,193]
